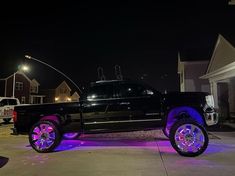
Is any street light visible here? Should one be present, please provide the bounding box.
[12,64,30,98]
[25,55,82,94]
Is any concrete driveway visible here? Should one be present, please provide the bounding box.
[1,121,235,176]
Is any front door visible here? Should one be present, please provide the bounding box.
[81,83,114,132]
[115,82,163,130]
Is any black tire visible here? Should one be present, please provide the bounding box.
[3,118,11,123]
[169,118,208,157]
[63,132,80,140]
[29,121,61,153]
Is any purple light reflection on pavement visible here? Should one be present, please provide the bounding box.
[55,138,160,152]
[156,140,177,154]
[204,143,231,155]
[55,137,228,156]
[55,132,174,152]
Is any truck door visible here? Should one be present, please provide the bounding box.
[115,82,163,130]
[81,83,115,132]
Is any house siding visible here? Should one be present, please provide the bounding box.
[184,63,210,93]
[5,74,30,103]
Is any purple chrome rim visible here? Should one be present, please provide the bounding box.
[174,124,205,153]
[31,123,56,151]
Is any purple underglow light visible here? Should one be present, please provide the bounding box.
[55,132,176,153]
[63,133,79,139]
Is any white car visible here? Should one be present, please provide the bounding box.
[0,97,20,123]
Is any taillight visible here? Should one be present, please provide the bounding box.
[13,111,17,123]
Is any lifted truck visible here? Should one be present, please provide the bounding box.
[13,80,218,156]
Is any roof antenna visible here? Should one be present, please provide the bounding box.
[115,65,123,80]
[97,67,106,80]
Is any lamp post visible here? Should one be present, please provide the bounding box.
[12,72,16,98]
[25,55,82,94]
[12,65,29,98]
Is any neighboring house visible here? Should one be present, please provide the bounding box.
[55,81,72,102]
[178,53,210,93]
[71,92,80,101]
[42,81,80,103]
[40,89,55,104]
[0,71,45,104]
[201,34,235,119]
[30,79,45,104]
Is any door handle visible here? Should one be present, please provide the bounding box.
[119,102,130,105]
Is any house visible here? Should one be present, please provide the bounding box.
[71,92,80,101]
[0,71,45,104]
[41,81,80,103]
[200,34,235,119]
[55,81,72,102]
[40,89,55,104]
[177,53,210,93]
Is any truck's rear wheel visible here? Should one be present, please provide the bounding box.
[29,121,61,153]
[169,119,208,157]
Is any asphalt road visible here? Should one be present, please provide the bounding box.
[1,121,235,176]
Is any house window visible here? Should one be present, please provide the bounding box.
[21,96,26,104]
[16,82,23,91]
[30,86,38,93]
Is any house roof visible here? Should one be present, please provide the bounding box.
[206,34,235,74]
[31,79,40,86]
[200,34,235,80]
[5,71,32,83]
[56,81,72,91]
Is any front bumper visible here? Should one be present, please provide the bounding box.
[204,111,219,126]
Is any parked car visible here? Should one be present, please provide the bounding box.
[0,97,20,123]
[13,80,218,156]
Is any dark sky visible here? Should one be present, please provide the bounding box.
[0,1,235,93]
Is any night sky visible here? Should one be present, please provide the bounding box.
[1,1,235,93]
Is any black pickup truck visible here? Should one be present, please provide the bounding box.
[13,80,218,156]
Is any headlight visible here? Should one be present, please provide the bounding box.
[205,95,215,108]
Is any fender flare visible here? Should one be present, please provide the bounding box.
[40,114,61,125]
[165,106,205,128]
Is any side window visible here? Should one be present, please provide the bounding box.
[87,84,113,100]
[118,83,146,98]
[0,99,8,106]
[16,82,23,91]
[21,97,26,104]
[8,99,17,105]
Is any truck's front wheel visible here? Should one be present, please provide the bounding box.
[29,121,61,153]
[169,119,208,157]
